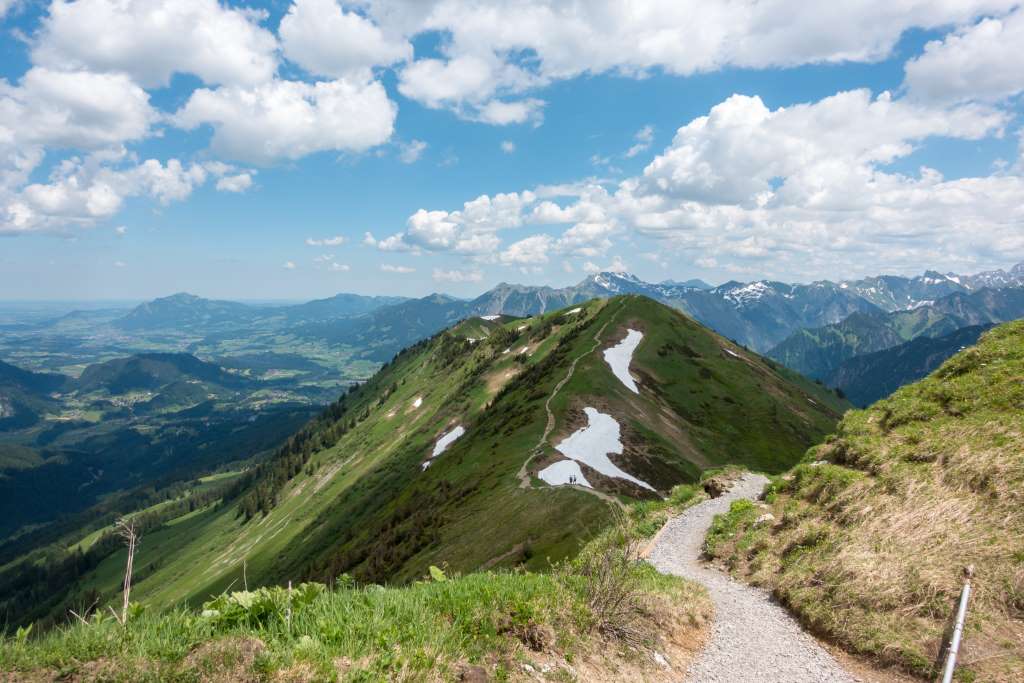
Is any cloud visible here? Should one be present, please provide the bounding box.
[380,264,415,273]
[174,77,397,164]
[280,0,411,79]
[2,154,209,234]
[32,0,278,88]
[328,262,350,272]
[904,8,1024,104]
[215,173,253,193]
[554,221,615,257]
[432,267,483,283]
[283,260,296,269]
[499,234,552,265]
[398,139,427,164]
[373,191,537,255]
[405,85,1024,279]
[0,67,156,150]
[380,0,1015,125]
[306,235,346,246]
[582,255,627,273]
[637,89,1004,206]
[475,98,544,125]
[113,260,126,268]
[114,225,127,236]
[501,140,516,154]
[396,50,544,125]
[625,125,654,157]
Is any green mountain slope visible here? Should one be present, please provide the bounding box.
[3,296,847,626]
[707,320,1024,681]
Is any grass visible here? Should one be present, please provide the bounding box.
[704,320,1024,681]
[1,520,711,682]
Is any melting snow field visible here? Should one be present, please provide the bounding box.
[422,425,465,470]
[538,459,591,487]
[412,397,423,409]
[603,329,643,394]
[481,315,501,321]
[724,348,740,358]
[432,425,465,457]
[554,408,655,491]
[566,307,582,314]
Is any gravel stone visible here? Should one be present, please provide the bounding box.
[648,473,858,683]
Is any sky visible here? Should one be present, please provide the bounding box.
[1,0,1023,301]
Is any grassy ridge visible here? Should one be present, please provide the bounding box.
[706,320,1024,681]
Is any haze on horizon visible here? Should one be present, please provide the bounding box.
[2,0,1023,301]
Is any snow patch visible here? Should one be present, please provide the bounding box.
[517,325,528,331]
[412,397,422,409]
[724,348,740,358]
[603,329,643,394]
[554,408,655,491]
[432,425,465,458]
[422,425,465,470]
[538,459,591,487]
[481,315,501,321]
[565,307,582,314]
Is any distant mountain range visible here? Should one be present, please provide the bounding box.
[114,292,408,331]
[768,287,1024,381]
[51,259,1024,385]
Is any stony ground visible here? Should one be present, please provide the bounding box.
[648,473,861,683]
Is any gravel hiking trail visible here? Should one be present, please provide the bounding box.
[648,473,860,683]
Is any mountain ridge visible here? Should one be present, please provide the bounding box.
[1,295,848,626]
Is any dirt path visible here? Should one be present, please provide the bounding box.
[648,473,860,683]
[516,301,624,508]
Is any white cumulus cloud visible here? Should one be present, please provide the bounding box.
[0,67,156,150]
[280,0,411,79]
[174,77,397,165]
[904,8,1024,104]
[32,0,278,88]
[215,173,253,193]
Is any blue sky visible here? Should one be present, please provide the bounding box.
[1,1,1022,300]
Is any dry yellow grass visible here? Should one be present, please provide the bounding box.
[706,321,1024,681]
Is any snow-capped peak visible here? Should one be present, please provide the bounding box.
[722,281,773,306]
[590,271,640,292]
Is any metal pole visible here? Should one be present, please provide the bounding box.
[941,565,973,683]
